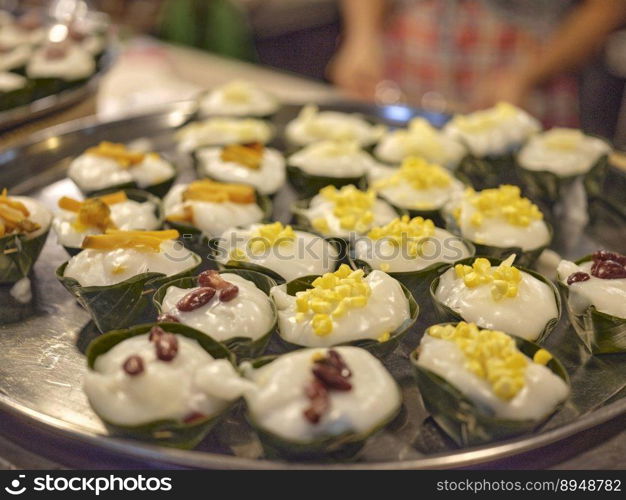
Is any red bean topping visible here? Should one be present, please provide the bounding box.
[567,272,591,285]
[155,333,178,361]
[44,43,68,60]
[591,259,626,279]
[219,283,239,302]
[593,250,626,266]
[149,325,166,342]
[68,26,87,42]
[156,313,180,323]
[182,412,207,424]
[198,270,228,289]
[303,349,352,424]
[303,379,329,424]
[123,355,144,376]
[176,287,216,312]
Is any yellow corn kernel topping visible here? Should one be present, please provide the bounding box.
[320,185,376,232]
[311,217,330,234]
[427,321,530,400]
[542,128,583,151]
[466,185,543,227]
[229,248,248,261]
[0,188,40,237]
[295,264,372,336]
[248,222,295,254]
[454,255,522,301]
[451,102,518,134]
[220,143,264,169]
[373,156,452,193]
[533,348,553,365]
[86,141,156,168]
[183,179,256,205]
[82,229,179,252]
[378,331,390,343]
[367,215,435,258]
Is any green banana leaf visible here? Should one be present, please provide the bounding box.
[153,269,278,359]
[455,153,517,190]
[0,82,35,112]
[242,354,402,460]
[516,154,608,206]
[410,327,570,446]
[62,189,165,256]
[286,165,367,199]
[348,238,476,303]
[56,252,202,333]
[0,228,50,284]
[429,256,561,344]
[81,176,176,200]
[85,322,235,448]
[274,272,419,357]
[557,254,626,354]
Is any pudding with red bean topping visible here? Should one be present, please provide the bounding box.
[84,327,251,426]
[158,271,275,342]
[557,251,626,319]
[241,346,400,443]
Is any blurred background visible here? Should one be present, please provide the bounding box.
[3,0,626,144]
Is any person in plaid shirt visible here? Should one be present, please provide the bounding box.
[328,0,626,128]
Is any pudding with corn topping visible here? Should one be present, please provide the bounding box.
[68,142,175,193]
[217,222,339,281]
[176,117,273,153]
[353,215,472,273]
[415,322,569,420]
[270,264,410,347]
[434,256,558,340]
[448,185,550,251]
[195,143,286,195]
[369,157,465,212]
[53,191,160,248]
[198,80,279,117]
[285,105,386,147]
[164,180,264,237]
[301,185,397,238]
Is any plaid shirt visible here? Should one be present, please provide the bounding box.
[385,0,580,127]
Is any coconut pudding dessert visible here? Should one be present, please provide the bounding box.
[0,11,46,48]
[412,322,569,443]
[156,269,276,346]
[241,346,401,455]
[216,222,339,282]
[52,191,160,251]
[352,215,473,274]
[58,229,200,332]
[433,256,559,341]
[67,142,176,196]
[195,143,286,196]
[0,44,32,72]
[447,184,550,264]
[27,41,96,87]
[164,180,266,238]
[285,105,386,148]
[298,185,397,239]
[369,156,465,215]
[270,264,412,348]
[557,250,626,353]
[84,324,248,446]
[374,117,466,168]
[197,80,279,117]
[0,188,52,284]
[176,117,273,153]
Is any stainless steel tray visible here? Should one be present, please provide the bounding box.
[0,101,624,469]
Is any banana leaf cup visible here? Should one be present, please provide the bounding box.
[455,153,517,191]
[273,272,419,357]
[429,256,561,344]
[286,164,368,199]
[348,238,476,303]
[165,192,273,265]
[56,252,202,333]
[410,324,570,447]
[208,225,342,285]
[153,268,278,359]
[0,227,50,284]
[60,189,165,256]
[557,254,626,354]
[443,210,552,269]
[242,354,402,460]
[516,154,609,207]
[85,322,235,448]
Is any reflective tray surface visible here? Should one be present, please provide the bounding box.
[0,101,624,469]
